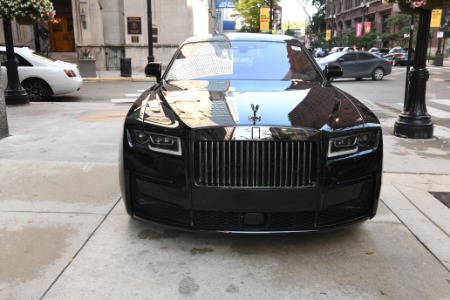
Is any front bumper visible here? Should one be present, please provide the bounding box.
[128,172,378,233]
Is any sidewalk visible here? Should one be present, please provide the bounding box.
[1,102,450,297]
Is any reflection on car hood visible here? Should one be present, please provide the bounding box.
[145,80,371,131]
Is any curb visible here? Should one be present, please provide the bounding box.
[83,77,155,82]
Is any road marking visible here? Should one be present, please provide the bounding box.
[396,103,450,118]
[111,99,135,103]
[111,90,143,103]
[431,100,450,107]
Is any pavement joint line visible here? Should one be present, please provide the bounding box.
[38,196,123,300]
[381,182,450,271]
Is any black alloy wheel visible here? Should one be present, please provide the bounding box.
[22,78,51,102]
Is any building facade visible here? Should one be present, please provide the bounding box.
[326,0,395,48]
[325,0,449,54]
[1,0,218,71]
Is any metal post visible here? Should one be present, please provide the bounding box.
[394,8,433,139]
[404,14,414,105]
[147,0,154,63]
[34,23,41,52]
[269,0,273,34]
[2,18,29,105]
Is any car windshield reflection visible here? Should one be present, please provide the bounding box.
[165,41,321,81]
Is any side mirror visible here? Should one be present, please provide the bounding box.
[325,63,343,81]
[145,62,162,82]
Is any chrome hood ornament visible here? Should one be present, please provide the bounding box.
[249,104,261,124]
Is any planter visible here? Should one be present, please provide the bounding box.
[78,59,97,77]
[15,16,37,25]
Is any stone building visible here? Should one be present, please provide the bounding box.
[0,0,218,71]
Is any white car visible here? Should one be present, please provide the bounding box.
[0,47,83,101]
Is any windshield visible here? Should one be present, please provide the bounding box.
[165,40,321,81]
[32,51,56,63]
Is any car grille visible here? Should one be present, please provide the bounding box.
[192,140,318,187]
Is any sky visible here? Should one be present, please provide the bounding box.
[278,0,317,23]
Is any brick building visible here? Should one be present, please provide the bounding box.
[325,0,449,54]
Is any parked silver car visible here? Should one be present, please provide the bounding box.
[384,47,415,66]
[316,51,392,81]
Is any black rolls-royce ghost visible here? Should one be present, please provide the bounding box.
[119,33,383,233]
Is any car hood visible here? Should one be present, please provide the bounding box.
[145,80,375,131]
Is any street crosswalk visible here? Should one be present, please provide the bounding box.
[360,98,450,119]
[111,90,145,103]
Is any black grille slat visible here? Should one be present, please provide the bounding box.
[194,140,318,187]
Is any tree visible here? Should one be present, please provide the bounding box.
[385,13,416,47]
[233,0,280,33]
[304,0,326,48]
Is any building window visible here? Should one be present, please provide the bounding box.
[382,15,389,33]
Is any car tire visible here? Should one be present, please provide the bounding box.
[22,78,51,102]
[372,68,384,80]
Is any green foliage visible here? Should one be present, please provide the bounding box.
[384,14,417,47]
[0,0,56,22]
[284,28,295,37]
[382,1,450,15]
[232,0,279,32]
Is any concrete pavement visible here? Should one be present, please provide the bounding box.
[1,80,450,298]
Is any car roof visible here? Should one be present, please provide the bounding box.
[181,33,301,45]
[0,46,34,53]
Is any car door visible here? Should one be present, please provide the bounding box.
[338,53,357,77]
[355,52,376,77]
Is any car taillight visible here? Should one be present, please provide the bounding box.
[64,70,76,77]
[395,53,405,57]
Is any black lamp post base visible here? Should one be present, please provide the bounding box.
[394,116,433,139]
[5,90,30,105]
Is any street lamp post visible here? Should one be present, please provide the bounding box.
[394,8,433,139]
[147,0,154,63]
[328,14,336,48]
[361,1,370,35]
[2,18,29,105]
[329,14,336,32]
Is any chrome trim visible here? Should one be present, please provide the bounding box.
[193,140,318,187]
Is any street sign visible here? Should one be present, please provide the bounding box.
[430,9,442,27]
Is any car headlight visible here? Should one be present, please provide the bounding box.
[127,129,182,156]
[328,132,379,158]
